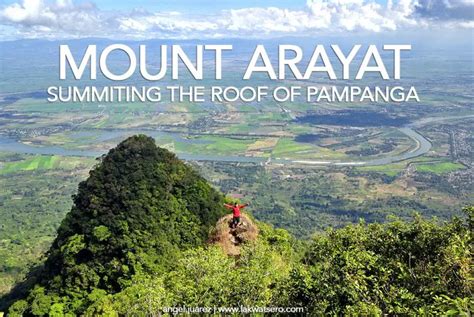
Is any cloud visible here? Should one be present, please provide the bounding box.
[305,0,407,32]
[0,0,110,38]
[118,12,219,37]
[415,0,474,21]
[0,0,472,39]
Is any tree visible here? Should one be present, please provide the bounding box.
[6,135,226,315]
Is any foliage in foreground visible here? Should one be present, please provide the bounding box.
[286,208,473,315]
[1,135,472,316]
[6,209,472,316]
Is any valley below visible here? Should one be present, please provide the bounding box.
[0,39,472,298]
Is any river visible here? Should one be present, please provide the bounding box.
[0,115,471,166]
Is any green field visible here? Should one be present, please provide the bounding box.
[357,163,405,177]
[271,137,347,159]
[272,138,314,158]
[0,155,93,174]
[174,136,255,156]
[0,156,58,174]
[415,162,465,174]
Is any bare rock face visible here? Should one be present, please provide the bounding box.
[208,213,259,256]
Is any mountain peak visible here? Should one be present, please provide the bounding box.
[209,213,259,256]
[9,135,225,312]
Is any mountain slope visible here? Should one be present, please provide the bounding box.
[1,135,472,316]
[3,135,226,314]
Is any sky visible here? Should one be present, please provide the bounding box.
[0,0,472,40]
[0,0,314,12]
[1,0,392,12]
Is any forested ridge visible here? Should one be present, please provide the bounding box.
[1,135,472,316]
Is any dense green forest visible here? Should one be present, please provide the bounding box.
[1,136,472,316]
[196,161,468,238]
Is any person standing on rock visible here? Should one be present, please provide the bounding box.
[224,202,249,228]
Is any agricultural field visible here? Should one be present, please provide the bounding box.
[0,154,94,174]
[0,38,473,297]
[0,155,58,174]
[414,161,465,174]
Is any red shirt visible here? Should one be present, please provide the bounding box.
[224,203,248,217]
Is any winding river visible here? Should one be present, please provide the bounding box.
[0,115,472,167]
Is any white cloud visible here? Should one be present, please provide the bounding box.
[0,0,472,39]
[0,0,108,38]
[2,0,51,23]
[118,12,219,35]
[306,0,399,32]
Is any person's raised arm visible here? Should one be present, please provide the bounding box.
[223,203,233,209]
[239,203,249,209]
